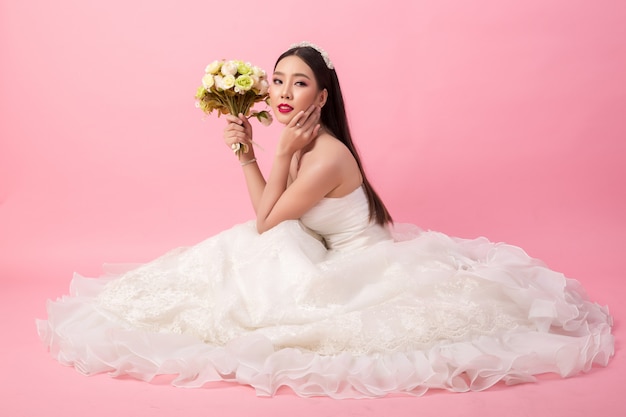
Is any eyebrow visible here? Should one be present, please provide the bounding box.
[273,71,312,80]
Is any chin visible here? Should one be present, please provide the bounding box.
[273,113,292,125]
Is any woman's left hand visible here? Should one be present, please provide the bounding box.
[276,105,322,157]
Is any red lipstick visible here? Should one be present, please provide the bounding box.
[277,104,293,114]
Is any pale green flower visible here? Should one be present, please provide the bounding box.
[237,61,252,75]
[234,75,254,93]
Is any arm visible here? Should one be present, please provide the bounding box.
[255,150,342,233]
[223,114,266,213]
[224,106,338,233]
[254,105,339,233]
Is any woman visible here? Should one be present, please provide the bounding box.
[38,42,614,399]
[223,43,391,236]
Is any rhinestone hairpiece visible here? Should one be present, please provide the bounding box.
[289,41,334,70]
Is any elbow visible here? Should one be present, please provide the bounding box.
[256,219,269,234]
[256,217,282,234]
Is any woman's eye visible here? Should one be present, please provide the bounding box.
[273,79,282,85]
[295,81,307,87]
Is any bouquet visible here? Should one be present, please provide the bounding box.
[195,59,272,156]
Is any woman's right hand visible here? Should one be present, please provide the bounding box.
[223,113,254,159]
[276,105,321,157]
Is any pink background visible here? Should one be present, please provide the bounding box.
[1,0,625,416]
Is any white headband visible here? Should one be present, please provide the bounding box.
[289,41,334,70]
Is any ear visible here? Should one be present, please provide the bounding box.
[318,88,328,107]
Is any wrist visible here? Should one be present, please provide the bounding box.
[274,147,295,160]
[237,148,256,161]
[240,158,257,167]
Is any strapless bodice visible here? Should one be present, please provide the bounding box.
[299,186,392,251]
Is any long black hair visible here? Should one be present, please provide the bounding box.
[275,45,393,225]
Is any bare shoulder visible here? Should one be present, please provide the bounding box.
[297,133,362,197]
[301,133,354,168]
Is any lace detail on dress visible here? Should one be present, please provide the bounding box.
[97,245,222,340]
[97,236,528,356]
[272,274,528,356]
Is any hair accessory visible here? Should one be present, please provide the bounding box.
[290,41,334,70]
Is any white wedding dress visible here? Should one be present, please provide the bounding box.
[37,186,614,398]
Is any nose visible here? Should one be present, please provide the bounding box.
[280,84,291,100]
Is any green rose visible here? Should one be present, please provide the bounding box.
[237,61,252,75]
[234,75,254,93]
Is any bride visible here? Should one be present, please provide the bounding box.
[37,42,614,399]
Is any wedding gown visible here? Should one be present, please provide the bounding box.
[37,186,614,398]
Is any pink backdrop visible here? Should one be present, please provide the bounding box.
[2,0,625,285]
[2,1,626,416]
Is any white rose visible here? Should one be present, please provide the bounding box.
[251,66,266,78]
[201,74,214,89]
[221,74,236,89]
[205,60,222,74]
[257,79,269,95]
[221,60,238,76]
[214,75,225,90]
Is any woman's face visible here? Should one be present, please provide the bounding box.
[270,55,326,125]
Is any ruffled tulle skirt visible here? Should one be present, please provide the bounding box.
[37,221,613,398]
